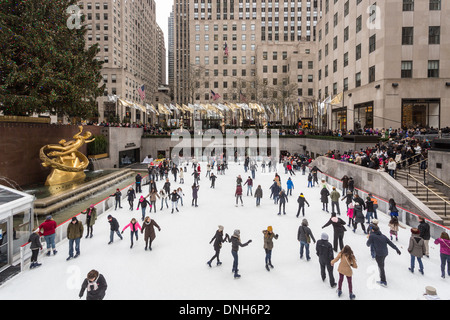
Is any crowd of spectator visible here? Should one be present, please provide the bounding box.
[323,133,432,177]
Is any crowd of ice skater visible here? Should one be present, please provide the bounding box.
[28,154,449,300]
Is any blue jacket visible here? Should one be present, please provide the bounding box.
[287,179,294,189]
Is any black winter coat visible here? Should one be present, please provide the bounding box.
[79,274,107,300]
[28,233,42,250]
[210,230,230,251]
[278,191,288,203]
[365,200,374,212]
[170,192,180,202]
[108,217,120,231]
[137,199,151,209]
[418,221,431,240]
[354,205,365,223]
[127,189,136,201]
[320,188,330,203]
[322,217,347,235]
[316,239,334,264]
[297,196,310,207]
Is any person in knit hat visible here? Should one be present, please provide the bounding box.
[207,225,230,267]
[262,226,279,271]
[121,218,142,249]
[296,193,310,217]
[137,196,151,221]
[322,213,347,253]
[230,229,252,278]
[315,233,336,288]
[297,219,316,260]
[28,227,43,269]
[419,286,440,300]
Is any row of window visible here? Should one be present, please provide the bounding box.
[403,0,441,11]
[318,59,441,99]
[402,26,441,45]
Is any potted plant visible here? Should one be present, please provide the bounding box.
[87,134,109,159]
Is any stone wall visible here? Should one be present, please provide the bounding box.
[309,156,444,231]
[427,150,450,198]
[140,135,379,161]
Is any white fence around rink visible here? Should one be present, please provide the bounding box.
[314,168,450,240]
[19,174,151,271]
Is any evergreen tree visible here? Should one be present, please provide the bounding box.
[0,0,105,120]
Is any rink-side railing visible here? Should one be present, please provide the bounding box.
[18,174,151,271]
[313,168,450,239]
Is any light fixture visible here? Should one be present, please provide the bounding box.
[392,83,399,88]
[375,84,381,89]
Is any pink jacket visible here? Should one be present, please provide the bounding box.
[122,222,142,233]
[434,238,450,256]
[347,204,354,219]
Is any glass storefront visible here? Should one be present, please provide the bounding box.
[354,102,374,131]
[331,108,347,131]
[402,99,440,129]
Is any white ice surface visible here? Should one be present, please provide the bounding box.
[0,162,448,300]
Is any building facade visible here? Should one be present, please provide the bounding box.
[173,0,321,124]
[79,0,161,123]
[168,6,175,99]
[157,25,167,86]
[173,0,450,130]
[316,0,450,131]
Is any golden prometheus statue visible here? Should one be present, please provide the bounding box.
[40,126,95,186]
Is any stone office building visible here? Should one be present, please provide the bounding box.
[316,0,450,131]
[78,0,162,123]
[173,0,321,121]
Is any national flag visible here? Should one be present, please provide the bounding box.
[211,90,221,101]
[138,85,146,101]
[224,42,229,57]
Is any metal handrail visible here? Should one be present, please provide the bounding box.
[394,157,428,181]
[427,170,450,190]
[406,172,449,217]
[394,152,422,166]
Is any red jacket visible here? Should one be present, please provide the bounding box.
[235,185,243,196]
[39,220,57,236]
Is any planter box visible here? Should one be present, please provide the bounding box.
[88,153,108,160]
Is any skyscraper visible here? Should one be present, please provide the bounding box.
[79,0,161,123]
[316,0,450,131]
[173,0,320,124]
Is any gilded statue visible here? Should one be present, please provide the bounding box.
[40,126,95,186]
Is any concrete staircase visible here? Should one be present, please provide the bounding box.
[395,164,450,226]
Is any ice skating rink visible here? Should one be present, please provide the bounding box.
[0,162,448,300]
